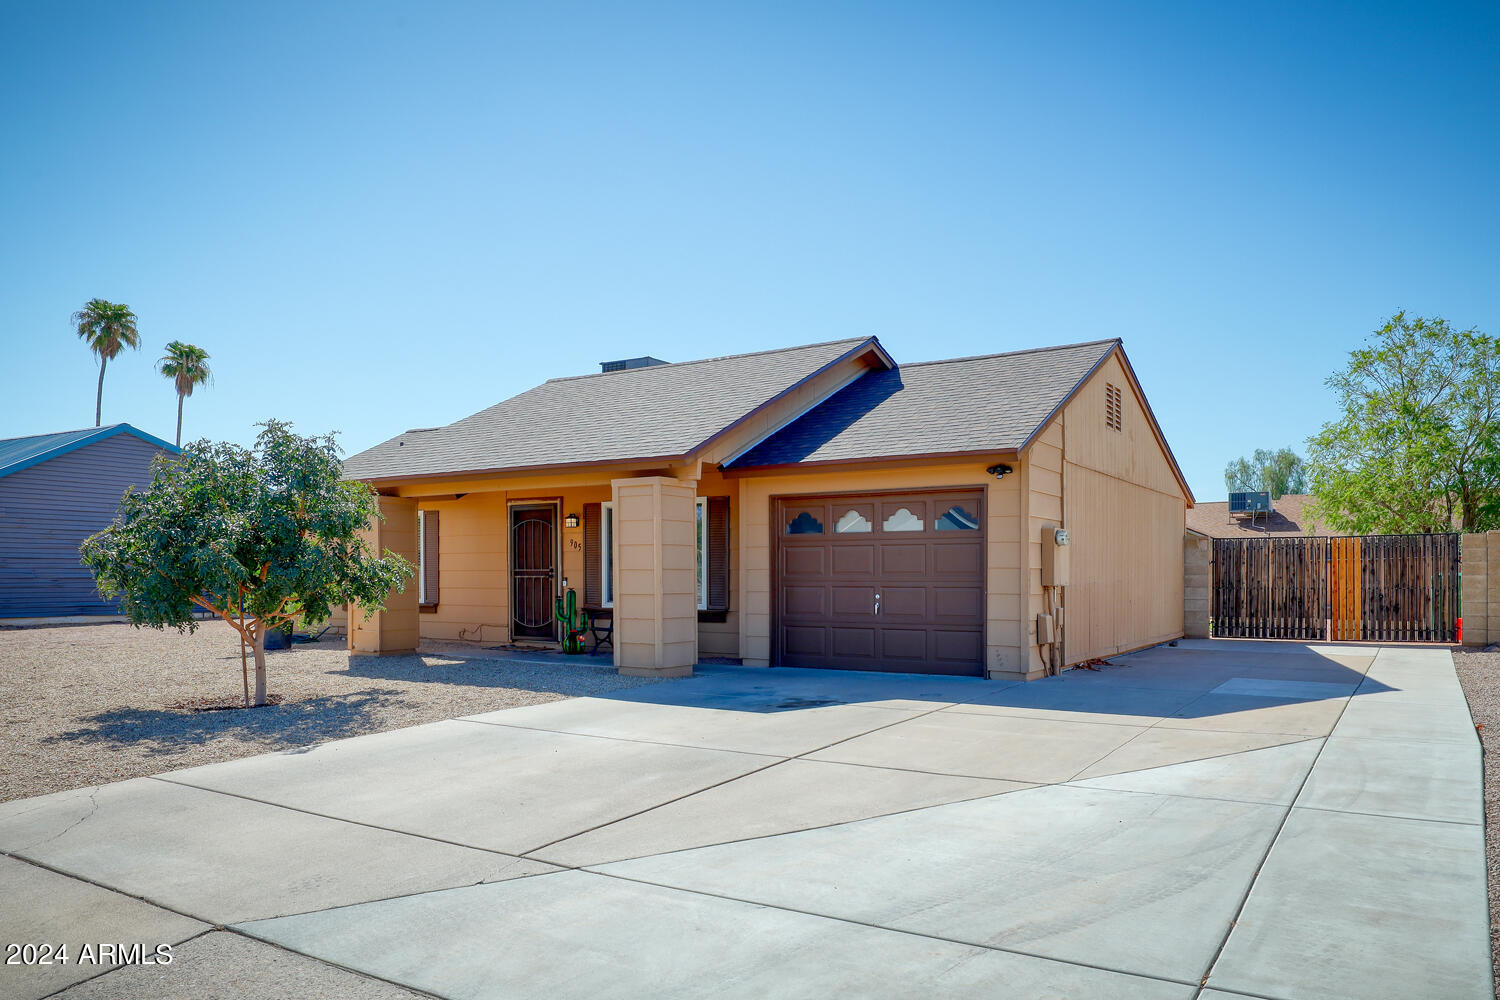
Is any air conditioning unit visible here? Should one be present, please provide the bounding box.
[1228,491,1271,514]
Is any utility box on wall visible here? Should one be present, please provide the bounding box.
[1041,525,1071,587]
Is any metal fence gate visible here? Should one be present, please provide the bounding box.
[1211,533,1460,642]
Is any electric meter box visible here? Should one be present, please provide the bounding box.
[1041,525,1071,587]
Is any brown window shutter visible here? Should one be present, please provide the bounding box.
[421,510,440,607]
[583,502,602,606]
[707,496,729,611]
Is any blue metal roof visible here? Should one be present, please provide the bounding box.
[0,424,178,479]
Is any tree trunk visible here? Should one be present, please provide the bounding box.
[175,393,184,447]
[251,628,268,707]
[95,357,106,427]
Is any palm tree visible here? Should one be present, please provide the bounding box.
[157,341,213,446]
[72,299,141,427]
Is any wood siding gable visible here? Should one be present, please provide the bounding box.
[0,433,172,617]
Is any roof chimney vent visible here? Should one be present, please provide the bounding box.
[600,356,668,373]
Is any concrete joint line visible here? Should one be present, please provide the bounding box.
[221,925,453,1000]
[516,697,962,857]
[35,926,217,1000]
[1191,673,1362,991]
[512,758,792,857]
[1187,982,1303,1000]
[524,737,1329,871]
[147,775,539,862]
[586,867,1205,993]
[12,840,549,1000]
[453,715,792,759]
[940,705,1217,731]
[1060,683,1226,783]
[241,866,565,925]
[4,848,218,930]
[521,729,1331,869]
[532,783,1017,868]
[1290,802,1482,828]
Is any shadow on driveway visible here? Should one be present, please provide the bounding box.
[565,646,1398,721]
[41,688,411,755]
[335,651,644,698]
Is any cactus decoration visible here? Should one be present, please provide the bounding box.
[555,589,591,654]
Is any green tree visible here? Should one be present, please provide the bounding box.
[73,299,141,427]
[1306,312,1500,533]
[1224,448,1308,500]
[157,341,213,446]
[81,420,413,706]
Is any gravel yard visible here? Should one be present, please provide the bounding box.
[1453,649,1500,986]
[0,621,662,802]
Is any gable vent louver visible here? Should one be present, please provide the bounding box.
[1105,383,1122,431]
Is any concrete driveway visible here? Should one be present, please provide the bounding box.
[1,641,1490,999]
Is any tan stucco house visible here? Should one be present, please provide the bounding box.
[343,336,1194,681]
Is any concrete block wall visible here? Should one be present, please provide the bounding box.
[1456,531,1500,648]
[1464,531,1492,648]
[1460,533,1484,646]
[1183,530,1211,638]
[1487,531,1500,648]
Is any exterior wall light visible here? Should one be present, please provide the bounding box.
[564,513,580,528]
[985,463,1013,480]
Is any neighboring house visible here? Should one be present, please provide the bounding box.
[0,424,177,618]
[343,337,1195,681]
[1185,494,1329,539]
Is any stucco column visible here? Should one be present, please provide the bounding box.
[611,476,697,677]
[349,496,420,656]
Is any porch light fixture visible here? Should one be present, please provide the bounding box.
[564,513,580,528]
[986,463,1013,480]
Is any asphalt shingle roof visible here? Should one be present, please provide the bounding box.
[0,424,176,479]
[726,339,1119,468]
[343,338,877,480]
[1186,494,1330,538]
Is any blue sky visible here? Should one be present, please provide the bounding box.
[2,1,1496,501]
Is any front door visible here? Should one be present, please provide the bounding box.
[511,505,557,640]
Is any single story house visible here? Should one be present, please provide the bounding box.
[1185,494,1328,539]
[343,336,1194,681]
[0,424,178,619]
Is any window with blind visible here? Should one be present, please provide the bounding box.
[585,497,729,616]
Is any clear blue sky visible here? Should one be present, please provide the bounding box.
[2,1,1496,501]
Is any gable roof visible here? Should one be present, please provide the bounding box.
[0,424,177,479]
[1186,494,1330,538]
[343,338,892,482]
[726,339,1119,470]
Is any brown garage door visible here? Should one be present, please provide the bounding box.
[774,490,985,676]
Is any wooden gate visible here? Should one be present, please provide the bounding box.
[1211,533,1460,642]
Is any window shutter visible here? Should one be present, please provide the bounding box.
[421,510,440,607]
[707,496,730,611]
[583,502,602,606]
